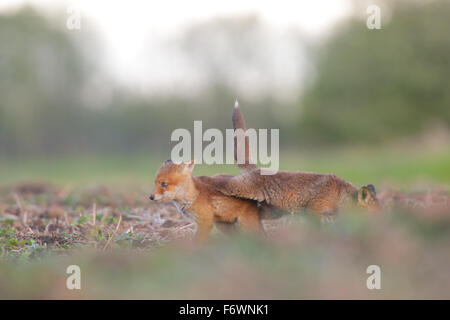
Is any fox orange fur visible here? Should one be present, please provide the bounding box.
[211,102,381,219]
[149,159,263,242]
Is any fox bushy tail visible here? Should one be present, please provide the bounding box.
[233,101,258,171]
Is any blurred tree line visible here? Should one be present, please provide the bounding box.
[0,1,449,158]
[300,0,450,143]
[0,7,293,157]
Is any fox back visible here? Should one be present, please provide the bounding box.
[211,102,381,215]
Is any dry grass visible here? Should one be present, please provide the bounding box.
[0,181,449,299]
[0,182,199,259]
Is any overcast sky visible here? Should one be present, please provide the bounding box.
[0,0,353,96]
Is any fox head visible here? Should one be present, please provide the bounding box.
[357,184,381,213]
[149,159,195,202]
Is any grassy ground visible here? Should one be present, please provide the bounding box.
[1,146,449,187]
[0,182,449,299]
[0,145,449,299]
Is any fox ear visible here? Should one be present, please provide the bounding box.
[365,184,376,196]
[180,159,195,173]
[358,186,376,204]
[358,185,381,212]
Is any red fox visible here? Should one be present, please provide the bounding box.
[210,102,381,218]
[149,159,263,242]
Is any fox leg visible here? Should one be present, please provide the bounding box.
[210,174,266,203]
[237,207,265,235]
[193,214,214,243]
[215,221,237,235]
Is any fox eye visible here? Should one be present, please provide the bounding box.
[161,182,168,188]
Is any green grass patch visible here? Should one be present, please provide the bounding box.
[0,146,449,187]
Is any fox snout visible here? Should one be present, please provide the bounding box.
[150,159,195,203]
[149,193,163,201]
[149,178,173,202]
